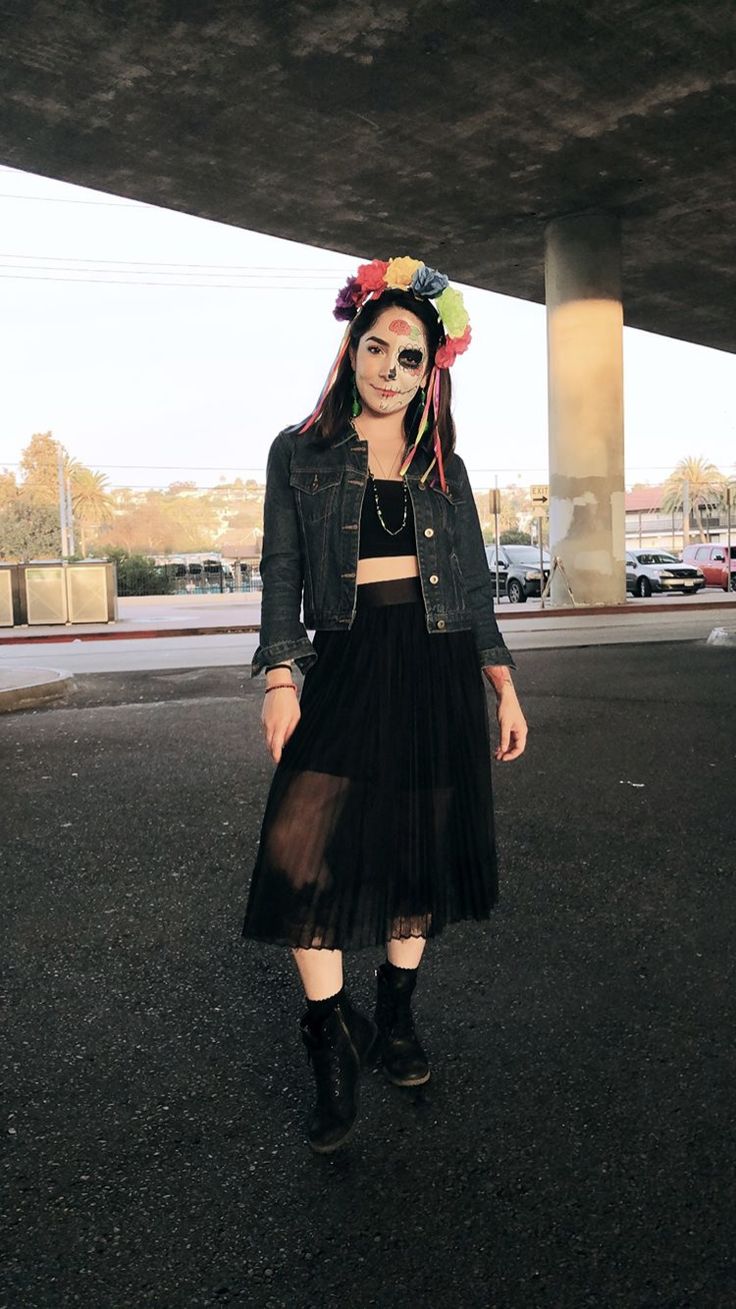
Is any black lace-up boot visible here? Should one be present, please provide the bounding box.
[299,995,379,1153]
[374,961,430,1086]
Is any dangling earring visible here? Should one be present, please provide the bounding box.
[418,386,426,407]
[351,375,362,417]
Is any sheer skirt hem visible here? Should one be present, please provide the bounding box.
[241,905,499,953]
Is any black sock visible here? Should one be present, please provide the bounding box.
[306,985,345,1027]
[383,959,418,978]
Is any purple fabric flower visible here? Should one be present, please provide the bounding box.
[333,276,362,321]
[410,266,449,299]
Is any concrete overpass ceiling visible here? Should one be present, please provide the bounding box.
[1,1,734,351]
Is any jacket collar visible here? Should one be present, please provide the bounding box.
[331,427,356,448]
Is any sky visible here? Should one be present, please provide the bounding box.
[1,165,734,494]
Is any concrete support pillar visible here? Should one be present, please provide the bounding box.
[545,212,625,606]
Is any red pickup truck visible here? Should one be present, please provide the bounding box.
[681,544,736,591]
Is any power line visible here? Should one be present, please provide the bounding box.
[0,272,336,288]
[0,253,350,273]
[0,192,151,207]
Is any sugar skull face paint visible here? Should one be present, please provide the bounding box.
[350,307,429,417]
[388,317,420,337]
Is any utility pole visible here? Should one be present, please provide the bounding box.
[65,473,76,556]
[488,483,502,602]
[56,443,69,559]
[722,486,728,599]
[531,484,549,608]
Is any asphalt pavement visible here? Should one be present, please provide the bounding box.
[2,642,735,1308]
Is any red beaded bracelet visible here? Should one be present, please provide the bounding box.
[264,683,297,694]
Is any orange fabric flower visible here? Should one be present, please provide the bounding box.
[385,256,424,290]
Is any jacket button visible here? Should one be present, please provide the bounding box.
[436,619,446,629]
[429,574,439,584]
[424,527,434,538]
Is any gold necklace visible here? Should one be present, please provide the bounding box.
[352,419,406,481]
[371,445,400,479]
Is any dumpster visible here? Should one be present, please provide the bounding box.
[0,563,22,627]
[15,560,118,626]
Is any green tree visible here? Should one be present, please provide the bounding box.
[0,501,60,560]
[662,456,727,544]
[71,467,117,556]
[104,547,176,597]
[0,470,19,511]
[501,530,532,545]
[19,432,76,507]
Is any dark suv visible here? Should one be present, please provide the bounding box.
[485,545,551,603]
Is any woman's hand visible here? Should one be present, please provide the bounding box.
[261,684,301,764]
[482,667,528,762]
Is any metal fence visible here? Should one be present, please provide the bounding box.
[117,563,263,597]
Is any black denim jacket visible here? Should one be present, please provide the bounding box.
[251,423,516,676]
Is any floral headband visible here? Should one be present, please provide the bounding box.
[333,256,472,369]
[299,255,471,491]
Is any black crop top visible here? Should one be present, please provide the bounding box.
[359,477,417,559]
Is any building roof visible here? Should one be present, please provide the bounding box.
[626,486,666,512]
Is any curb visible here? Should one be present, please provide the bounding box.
[0,624,262,646]
[0,599,734,646]
[0,669,74,714]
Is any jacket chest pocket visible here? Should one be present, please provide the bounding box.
[428,482,460,532]
[289,467,343,522]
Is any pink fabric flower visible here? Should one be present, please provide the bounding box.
[453,324,472,355]
[435,340,458,369]
[435,324,472,368]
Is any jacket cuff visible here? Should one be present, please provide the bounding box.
[478,645,517,671]
[251,637,317,677]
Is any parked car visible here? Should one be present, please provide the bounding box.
[625,556,638,595]
[626,549,705,597]
[486,545,551,603]
[681,543,736,591]
[168,559,236,592]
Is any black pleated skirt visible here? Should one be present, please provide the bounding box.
[241,576,499,951]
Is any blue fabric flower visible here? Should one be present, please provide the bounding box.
[410,266,449,299]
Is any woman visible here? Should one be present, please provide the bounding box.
[242,256,528,1153]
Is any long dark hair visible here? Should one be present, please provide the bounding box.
[300,289,457,465]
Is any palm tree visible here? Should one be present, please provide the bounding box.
[661,456,727,545]
[70,468,116,556]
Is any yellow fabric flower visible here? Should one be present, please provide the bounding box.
[385,256,425,290]
[435,286,469,337]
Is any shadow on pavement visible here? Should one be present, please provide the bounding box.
[3,643,735,1308]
